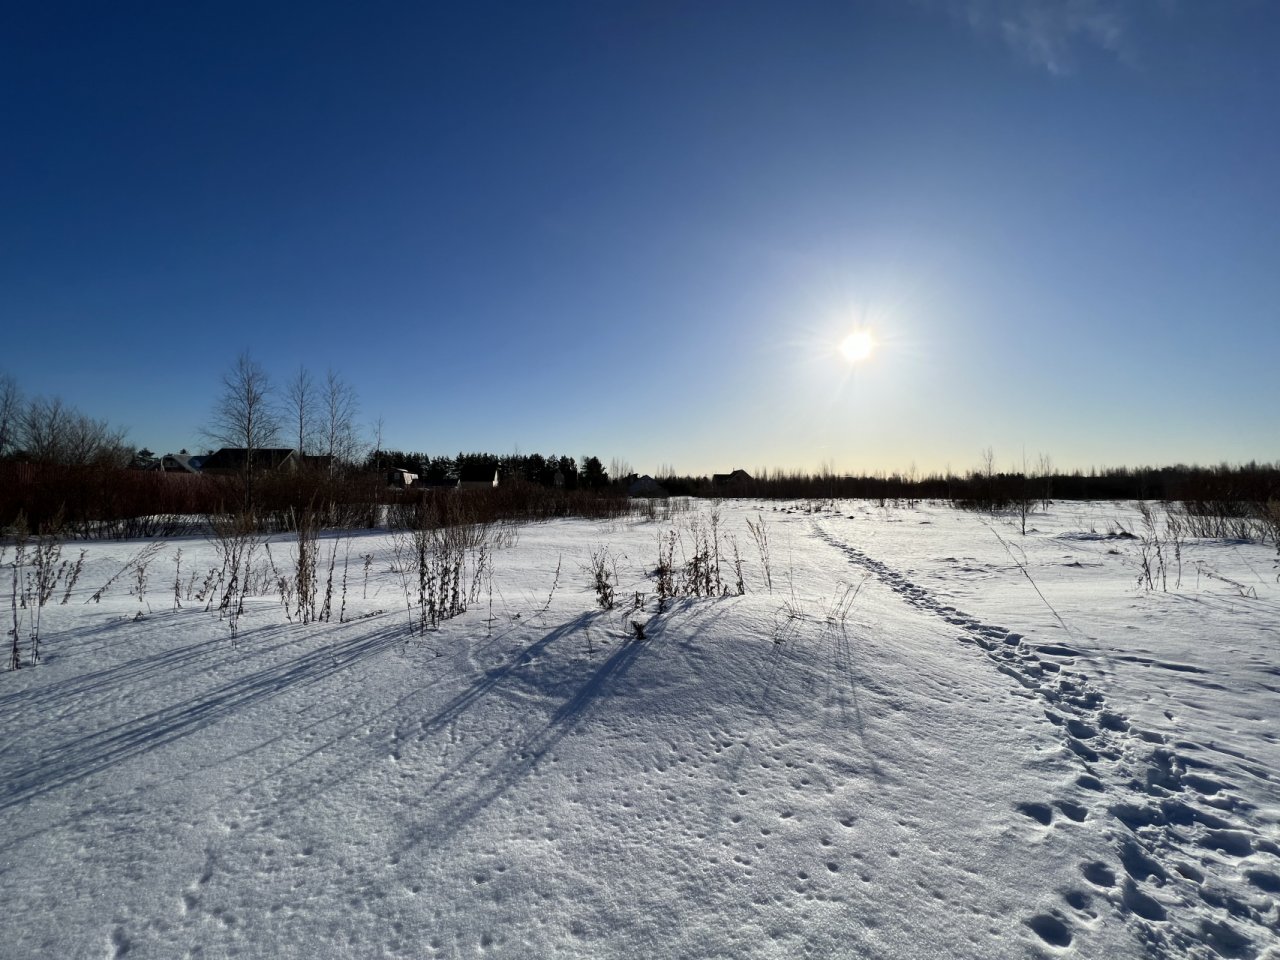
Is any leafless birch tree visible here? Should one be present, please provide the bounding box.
[203,352,281,511]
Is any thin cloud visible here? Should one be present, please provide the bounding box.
[941,0,1136,74]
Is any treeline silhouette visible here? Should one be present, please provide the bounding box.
[1,454,1276,540]
[0,461,630,538]
[658,462,1279,508]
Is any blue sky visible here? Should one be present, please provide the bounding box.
[4,1,1277,476]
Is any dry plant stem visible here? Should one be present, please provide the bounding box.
[60,549,85,605]
[339,543,350,624]
[1136,502,1169,592]
[535,555,562,620]
[319,534,338,623]
[19,512,68,664]
[390,531,417,635]
[172,549,183,609]
[986,523,1072,636]
[86,541,166,604]
[292,507,319,624]
[208,515,257,642]
[1164,505,1185,590]
[8,524,25,670]
[746,513,772,594]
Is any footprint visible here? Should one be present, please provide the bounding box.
[1200,829,1252,857]
[1121,879,1167,922]
[1245,869,1280,893]
[1063,890,1092,912]
[1065,738,1100,763]
[1199,919,1254,959]
[1025,913,1073,948]
[1065,718,1097,740]
[1098,712,1129,732]
[1055,800,1088,823]
[1119,839,1167,883]
[1081,861,1116,888]
[1016,802,1054,826]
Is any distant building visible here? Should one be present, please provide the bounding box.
[159,452,202,473]
[711,469,753,487]
[627,475,668,498]
[457,465,499,490]
[387,467,418,488]
[200,448,300,475]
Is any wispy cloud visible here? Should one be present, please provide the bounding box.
[939,0,1135,74]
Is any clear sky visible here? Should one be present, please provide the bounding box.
[4,1,1277,477]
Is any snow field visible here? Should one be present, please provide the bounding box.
[1,500,1277,958]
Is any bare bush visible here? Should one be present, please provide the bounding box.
[207,514,260,642]
[585,546,617,610]
[291,506,320,624]
[1136,502,1167,592]
[392,514,493,636]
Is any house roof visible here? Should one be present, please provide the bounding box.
[201,448,298,471]
[160,453,202,473]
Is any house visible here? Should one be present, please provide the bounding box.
[158,452,202,473]
[711,469,753,487]
[387,468,418,488]
[457,465,499,490]
[199,448,301,475]
[627,474,668,498]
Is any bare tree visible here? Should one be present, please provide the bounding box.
[320,369,360,465]
[16,396,69,462]
[1036,452,1055,511]
[15,395,129,466]
[371,416,385,473]
[63,409,130,466]
[609,457,633,484]
[0,374,21,458]
[203,352,281,509]
[285,365,318,458]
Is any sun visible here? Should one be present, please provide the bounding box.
[838,329,874,363]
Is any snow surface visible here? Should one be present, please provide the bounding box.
[3,500,1278,959]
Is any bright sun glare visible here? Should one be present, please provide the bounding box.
[838,330,874,363]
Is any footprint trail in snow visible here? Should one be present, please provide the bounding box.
[817,522,1280,959]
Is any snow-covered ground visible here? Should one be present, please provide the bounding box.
[3,500,1278,959]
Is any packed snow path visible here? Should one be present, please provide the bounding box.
[1,501,1276,958]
